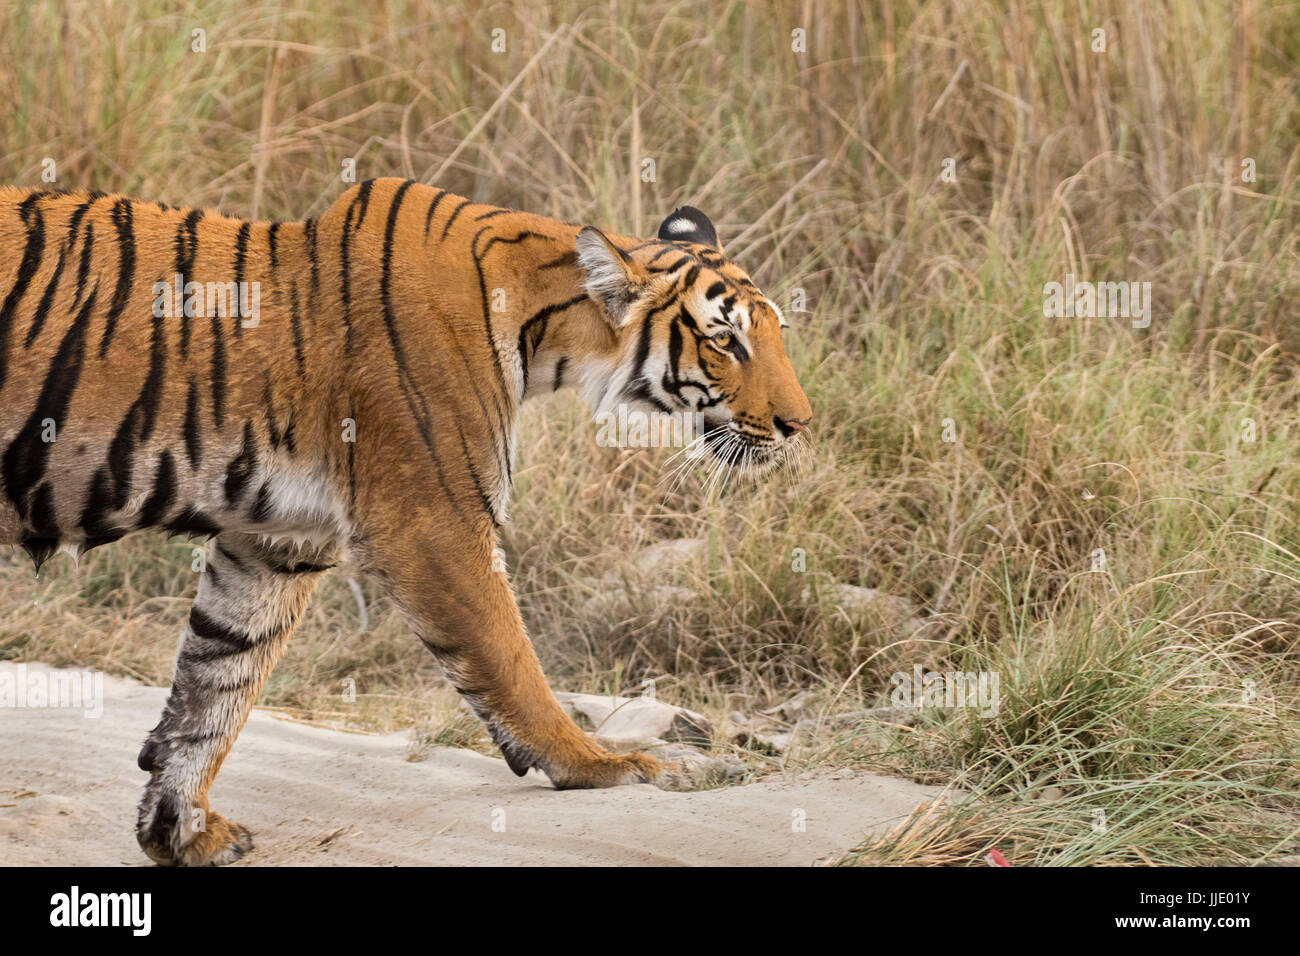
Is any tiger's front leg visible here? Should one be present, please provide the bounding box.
[363,517,679,790]
[136,532,337,866]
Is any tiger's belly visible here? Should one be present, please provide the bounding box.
[0,415,346,568]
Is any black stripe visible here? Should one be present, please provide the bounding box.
[71,221,95,310]
[64,196,98,311]
[516,294,587,394]
[263,379,282,449]
[474,230,552,259]
[223,420,257,504]
[667,317,685,387]
[617,298,678,415]
[190,675,260,693]
[98,199,135,358]
[538,251,577,270]
[183,380,202,470]
[232,221,250,340]
[82,529,127,552]
[164,507,221,538]
[139,450,177,527]
[84,285,169,539]
[338,180,376,354]
[378,180,436,438]
[83,335,165,534]
[289,283,306,375]
[472,224,561,472]
[378,181,460,508]
[79,468,115,539]
[19,534,59,572]
[282,412,297,454]
[658,314,712,404]
[136,296,168,442]
[457,425,499,521]
[470,227,518,459]
[675,301,705,337]
[23,479,61,567]
[646,254,692,275]
[0,192,49,389]
[24,240,69,348]
[439,198,471,241]
[215,541,248,572]
[645,245,680,267]
[474,208,511,222]
[470,230,553,485]
[249,480,273,523]
[423,189,447,239]
[142,793,180,850]
[185,606,256,659]
[30,482,58,538]
[304,219,320,298]
[174,209,203,355]
[103,405,141,510]
[553,356,567,391]
[265,556,336,575]
[353,179,375,228]
[267,221,280,271]
[3,282,96,519]
[629,297,668,382]
[210,313,226,429]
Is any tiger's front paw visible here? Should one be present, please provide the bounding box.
[546,750,670,789]
[549,748,740,791]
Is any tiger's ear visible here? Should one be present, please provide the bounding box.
[576,226,650,327]
[657,205,720,251]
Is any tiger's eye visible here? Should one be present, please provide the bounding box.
[711,331,733,349]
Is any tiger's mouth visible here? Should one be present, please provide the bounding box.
[658,418,807,495]
[701,424,785,474]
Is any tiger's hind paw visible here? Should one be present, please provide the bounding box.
[138,797,253,867]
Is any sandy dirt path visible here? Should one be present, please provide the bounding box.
[0,663,945,865]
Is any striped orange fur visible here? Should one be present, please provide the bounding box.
[0,177,811,865]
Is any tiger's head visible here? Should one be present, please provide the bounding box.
[576,207,812,477]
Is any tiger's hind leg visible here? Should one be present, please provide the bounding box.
[136,532,338,866]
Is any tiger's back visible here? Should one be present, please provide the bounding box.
[0,180,526,562]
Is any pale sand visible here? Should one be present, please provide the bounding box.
[0,662,946,866]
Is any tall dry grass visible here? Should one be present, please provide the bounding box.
[1,0,1298,864]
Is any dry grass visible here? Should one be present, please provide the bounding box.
[2,0,1299,865]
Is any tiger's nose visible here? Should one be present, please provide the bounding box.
[774,416,809,438]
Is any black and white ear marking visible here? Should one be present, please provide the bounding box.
[576,226,649,327]
[657,206,719,249]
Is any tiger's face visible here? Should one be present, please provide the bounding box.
[577,207,812,477]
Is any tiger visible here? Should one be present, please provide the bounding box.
[0,177,812,866]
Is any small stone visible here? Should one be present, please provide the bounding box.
[554,691,712,747]
[628,538,706,576]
